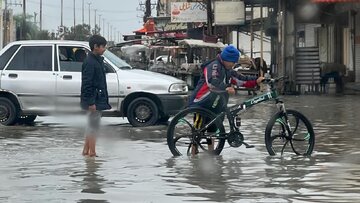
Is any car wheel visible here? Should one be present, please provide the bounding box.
[0,98,18,126]
[17,115,37,124]
[127,97,159,127]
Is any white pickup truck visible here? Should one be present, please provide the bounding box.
[0,40,188,127]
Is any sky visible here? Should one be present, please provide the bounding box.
[10,0,153,41]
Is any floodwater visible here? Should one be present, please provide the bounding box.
[0,94,359,203]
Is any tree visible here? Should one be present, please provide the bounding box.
[64,24,93,41]
[92,25,101,36]
[13,14,38,40]
[13,14,51,40]
[36,30,51,40]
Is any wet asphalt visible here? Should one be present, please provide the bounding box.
[0,94,360,203]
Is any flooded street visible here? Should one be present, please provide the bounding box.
[0,94,360,203]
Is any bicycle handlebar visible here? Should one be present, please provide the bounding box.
[261,76,288,85]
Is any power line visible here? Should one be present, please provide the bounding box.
[106,18,136,22]
[27,0,136,14]
[20,0,139,36]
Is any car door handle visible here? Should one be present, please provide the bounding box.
[8,73,18,78]
[62,75,72,80]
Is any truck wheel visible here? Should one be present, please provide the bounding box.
[127,97,159,127]
[17,115,37,124]
[0,98,18,126]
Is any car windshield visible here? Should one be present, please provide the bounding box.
[104,50,132,70]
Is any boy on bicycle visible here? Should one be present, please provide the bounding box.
[188,45,264,154]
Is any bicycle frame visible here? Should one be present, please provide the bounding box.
[199,87,289,138]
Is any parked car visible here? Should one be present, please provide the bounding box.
[0,40,188,127]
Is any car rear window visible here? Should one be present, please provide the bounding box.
[6,46,53,71]
[0,45,20,70]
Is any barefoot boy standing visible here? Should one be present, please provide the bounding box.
[81,35,111,157]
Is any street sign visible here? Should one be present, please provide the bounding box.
[214,1,245,25]
[171,2,207,23]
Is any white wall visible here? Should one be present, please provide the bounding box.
[305,24,321,47]
[231,31,271,64]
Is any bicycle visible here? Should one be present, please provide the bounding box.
[167,76,315,156]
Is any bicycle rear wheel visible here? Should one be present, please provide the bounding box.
[265,109,315,156]
[167,107,226,156]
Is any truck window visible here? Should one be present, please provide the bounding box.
[6,46,52,71]
[0,45,20,70]
[58,46,88,72]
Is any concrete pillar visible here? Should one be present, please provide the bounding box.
[276,0,297,92]
[355,11,360,82]
[284,1,296,91]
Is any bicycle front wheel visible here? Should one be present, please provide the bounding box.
[167,107,226,156]
[265,109,315,156]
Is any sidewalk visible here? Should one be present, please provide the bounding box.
[345,82,360,95]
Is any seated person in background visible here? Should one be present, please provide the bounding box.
[75,49,87,62]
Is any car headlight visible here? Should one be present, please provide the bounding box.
[169,83,188,93]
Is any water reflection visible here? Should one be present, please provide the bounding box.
[73,158,109,203]
[163,156,239,202]
[81,158,106,194]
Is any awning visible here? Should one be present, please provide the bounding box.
[134,27,147,34]
[134,18,156,34]
[178,39,225,48]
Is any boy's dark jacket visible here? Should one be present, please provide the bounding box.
[80,52,111,111]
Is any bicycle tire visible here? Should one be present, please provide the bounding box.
[167,107,226,156]
[265,109,315,156]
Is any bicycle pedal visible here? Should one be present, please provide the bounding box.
[242,142,254,148]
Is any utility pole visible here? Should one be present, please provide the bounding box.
[3,0,22,44]
[250,5,253,59]
[87,2,91,28]
[94,9,97,34]
[73,0,76,29]
[22,0,26,40]
[206,0,212,36]
[3,0,8,45]
[40,0,42,30]
[107,22,109,40]
[102,19,105,36]
[260,3,264,76]
[114,28,116,42]
[82,0,84,25]
[61,0,63,26]
[144,0,151,23]
[139,0,156,23]
[98,14,101,35]
[110,25,113,41]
